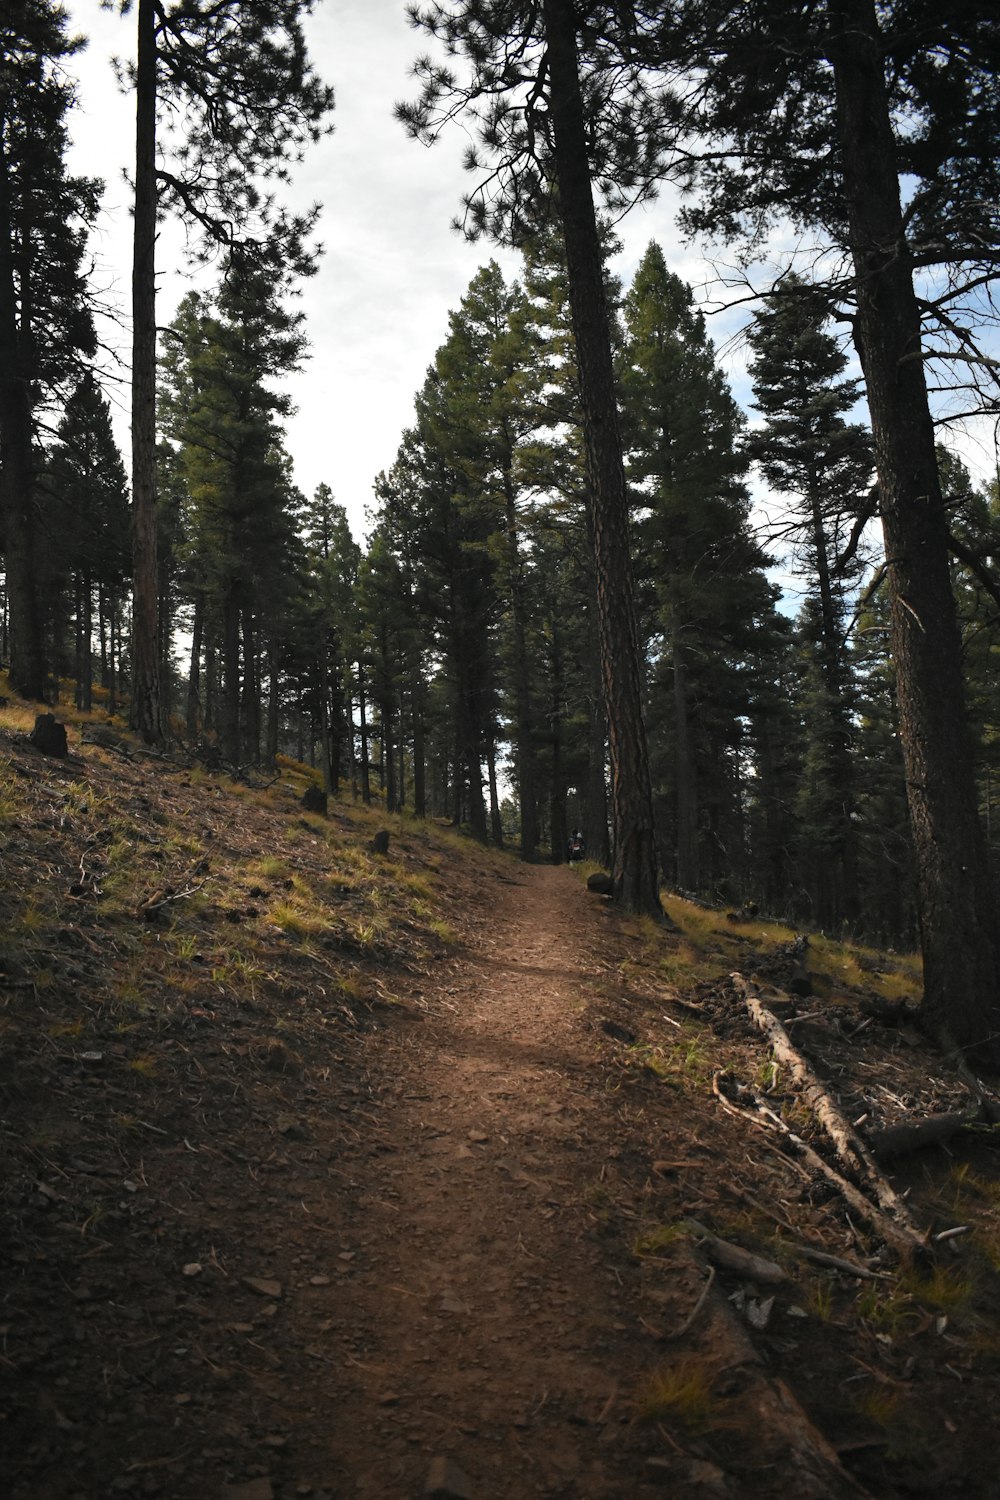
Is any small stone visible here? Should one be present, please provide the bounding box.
[467,1131,489,1144]
[182,1263,203,1278]
[746,1296,774,1331]
[424,1455,473,1498]
[439,1293,470,1315]
[309,1275,331,1287]
[243,1277,282,1299]
[224,1482,274,1500]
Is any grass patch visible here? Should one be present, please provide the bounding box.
[632,1223,686,1257]
[270,901,326,938]
[636,1357,717,1431]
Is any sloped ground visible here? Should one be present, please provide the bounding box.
[3,714,1000,1499]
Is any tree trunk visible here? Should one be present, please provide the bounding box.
[584,585,611,867]
[548,620,568,862]
[80,575,93,712]
[318,637,334,795]
[542,0,660,916]
[487,739,503,845]
[204,639,216,732]
[130,0,162,744]
[411,660,426,818]
[830,0,1000,1060]
[220,587,240,765]
[265,641,279,770]
[186,592,204,739]
[0,121,45,701]
[503,466,538,859]
[672,617,699,891]
[357,662,371,805]
[241,609,260,763]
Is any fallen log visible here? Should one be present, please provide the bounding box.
[868,1111,973,1164]
[731,973,925,1260]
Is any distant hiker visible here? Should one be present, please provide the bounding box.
[568,830,585,863]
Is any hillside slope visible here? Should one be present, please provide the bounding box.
[3,707,1000,1498]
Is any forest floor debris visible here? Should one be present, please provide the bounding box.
[3,704,1000,1497]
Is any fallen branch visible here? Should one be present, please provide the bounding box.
[755,1092,924,1261]
[672,1264,716,1338]
[868,1111,973,1163]
[732,972,924,1258]
[682,1218,788,1285]
[138,877,210,918]
[793,1245,892,1281]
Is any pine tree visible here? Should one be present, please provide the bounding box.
[124,0,334,744]
[655,0,1000,1059]
[400,1,670,913]
[160,270,306,764]
[44,374,130,711]
[0,0,100,698]
[298,485,361,795]
[620,243,778,897]
[746,278,875,927]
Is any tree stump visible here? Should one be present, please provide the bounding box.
[370,830,390,856]
[301,784,327,815]
[31,713,68,758]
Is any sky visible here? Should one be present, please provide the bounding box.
[64,0,998,557]
[64,0,730,544]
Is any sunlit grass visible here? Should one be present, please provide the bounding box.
[636,1358,717,1431]
[270,901,326,938]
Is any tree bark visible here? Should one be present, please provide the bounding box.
[830,0,1000,1063]
[0,117,45,700]
[542,0,660,916]
[487,739,504,845]
[357,661,371,805]
[672,617,699,890]
[186,592,203,739]
[130,0,163,744]
[503,464,538,859]
[584,573,611,867]
[220,587,240,764]
[411,661,426,818]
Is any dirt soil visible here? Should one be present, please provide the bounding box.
[4,733,1000,1499]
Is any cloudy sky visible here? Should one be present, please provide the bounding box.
[65,0,734,543]
[65,0,996,560]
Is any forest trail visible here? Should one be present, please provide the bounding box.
[271,864,865,1500]
[5,734,1000,1500]
[322,863,658,1498]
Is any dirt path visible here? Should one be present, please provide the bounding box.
[8,740,1000,1500]
[306,863,669,1498]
